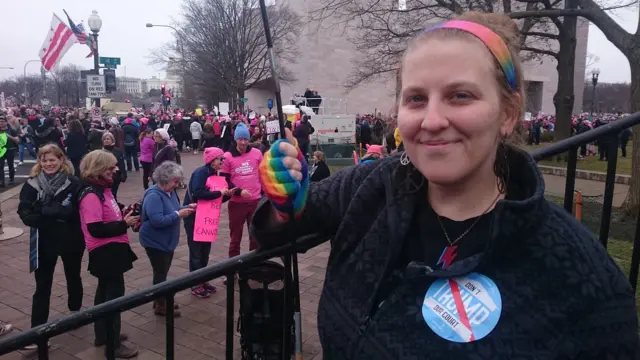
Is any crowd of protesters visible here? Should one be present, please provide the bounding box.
[0,102,320,358]
[0,69,636,359]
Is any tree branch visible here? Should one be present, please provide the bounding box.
[522,45,559,58]
[509,6,633,52]
[522,31,560,39]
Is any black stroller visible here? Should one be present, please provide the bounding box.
[237,261,294,360]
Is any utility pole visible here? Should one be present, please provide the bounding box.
[41,66,47,100]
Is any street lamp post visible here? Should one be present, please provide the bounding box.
[0,67,13,70]
[146,23,187,107]
[591,68,600,115]
[88,10,103,108]
[23,60,40,105]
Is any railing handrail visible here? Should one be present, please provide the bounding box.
[1,112,640,357]
[530,114,640,161]
[0,233,329,355]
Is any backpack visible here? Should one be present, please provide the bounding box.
[124,132,136,147]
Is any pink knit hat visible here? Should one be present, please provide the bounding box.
[203,147,224,165]
[366,144,384,158]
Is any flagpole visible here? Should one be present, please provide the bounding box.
[256,2,304,360]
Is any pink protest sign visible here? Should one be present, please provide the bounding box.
[193,175,227,242]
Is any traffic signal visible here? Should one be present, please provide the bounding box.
[161,84,165,95]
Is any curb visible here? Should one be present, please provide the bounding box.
[0,183,23,204]
[538,165,630,185]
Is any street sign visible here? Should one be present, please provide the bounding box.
[87,75,106,98]
[91,107,101,122]
[99,57,121,68]
[267,98,273,110]
[240,98,248,103]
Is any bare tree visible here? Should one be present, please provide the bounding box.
[585,52,600,74]
[18,76,45,105]
[509,1,640,214]
[309,0,557,90]
[583,81,630,113]
[51,65,83,107]
[149,0,301,108]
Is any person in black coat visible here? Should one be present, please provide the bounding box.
[252,13,638,357]
[17,144,85,344]
[65,120,88,177]
[152,129,176,170]
[309,151,330,182]
[100,132,127,201]
[34,118,64,150]
[293,115,315,162]
[121,119,140,172]
[620,127,632,157]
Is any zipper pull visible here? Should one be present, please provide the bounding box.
[358,316,371,335]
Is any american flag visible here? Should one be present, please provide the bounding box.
[63,9,94,57]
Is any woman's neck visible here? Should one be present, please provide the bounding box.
[427,165,503,221]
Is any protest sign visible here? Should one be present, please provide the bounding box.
[193,176,227,242]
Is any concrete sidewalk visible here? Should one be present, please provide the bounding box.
[0,152,327,360]
[542,174,629,207]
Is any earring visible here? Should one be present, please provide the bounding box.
[400,151,410,165]
[494,137,509,194]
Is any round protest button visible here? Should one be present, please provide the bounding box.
[422,272,502,343]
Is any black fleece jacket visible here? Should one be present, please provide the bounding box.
[251,147,639,360]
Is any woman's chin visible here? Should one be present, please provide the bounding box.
[420,167,465,186]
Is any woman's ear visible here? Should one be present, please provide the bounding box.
[500,94,521,137]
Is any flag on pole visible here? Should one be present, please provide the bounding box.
[63,10,95,58]
[39,14,78,71]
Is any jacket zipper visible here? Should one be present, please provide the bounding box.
[358,287,399,336]
[325,291,395,360]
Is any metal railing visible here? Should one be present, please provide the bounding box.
[1,113,640,359]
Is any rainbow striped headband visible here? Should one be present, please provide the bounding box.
[424,20,517,90]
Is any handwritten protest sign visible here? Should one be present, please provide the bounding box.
[194,175,227,242]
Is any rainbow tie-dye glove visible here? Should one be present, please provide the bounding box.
[259,139,309,220]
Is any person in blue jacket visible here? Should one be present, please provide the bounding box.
[139,161,195,316]
[183,146,232,298]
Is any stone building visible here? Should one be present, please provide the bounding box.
[245,1,589,116]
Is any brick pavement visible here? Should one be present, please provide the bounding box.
[0,151,328,360]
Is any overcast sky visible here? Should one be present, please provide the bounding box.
[0,0,182,81]
[0,1,637,84]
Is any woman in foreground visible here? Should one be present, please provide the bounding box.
[18,144,84,350]
[253,11,638,359]
[78,150,139,358]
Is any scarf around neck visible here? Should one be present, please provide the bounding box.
[37,171,68,201]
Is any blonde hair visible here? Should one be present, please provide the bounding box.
[30,144,74,177]
[399,11,525,129]
[80,150,117,182]
[313,151,325,162]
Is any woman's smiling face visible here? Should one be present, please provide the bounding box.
[397,36,515,186]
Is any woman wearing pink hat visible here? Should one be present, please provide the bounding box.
[182,147,233,298]
[360,144,384,164]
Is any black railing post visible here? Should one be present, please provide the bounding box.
[225,273,235,360]
[165,295,175,360]
[563,146,578,213]
[282,255,292,360]
[598,133,620,248]
[36,338,48,360]
[105,315,116,360]
[629,208,640,291]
